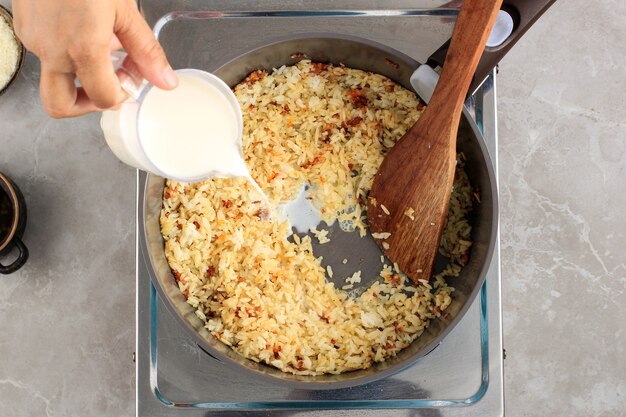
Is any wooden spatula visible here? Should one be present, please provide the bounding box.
[366,0,503,283]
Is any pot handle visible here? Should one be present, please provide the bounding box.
[427,0,557,94]
[0,236,29,274]
[472,0,556,92]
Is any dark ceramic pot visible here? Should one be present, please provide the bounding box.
[0,172,28,274]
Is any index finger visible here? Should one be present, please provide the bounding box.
[115,7,177,90]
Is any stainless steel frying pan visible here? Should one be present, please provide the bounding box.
[140,0,553,389]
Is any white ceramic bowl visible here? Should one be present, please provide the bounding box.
[0,5,25,97]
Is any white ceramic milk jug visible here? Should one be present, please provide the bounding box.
[100,52,245,182]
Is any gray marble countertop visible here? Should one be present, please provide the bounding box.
[1,0,624,416]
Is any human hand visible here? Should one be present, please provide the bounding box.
[13,0,178,118]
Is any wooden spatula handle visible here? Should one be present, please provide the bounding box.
[426,0,503,127]
[366,0,503,282]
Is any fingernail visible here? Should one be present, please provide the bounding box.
[162,65,178,88]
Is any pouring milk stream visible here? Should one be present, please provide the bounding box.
[100,52,270,210]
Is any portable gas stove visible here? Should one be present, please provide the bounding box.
[136,3,504,415]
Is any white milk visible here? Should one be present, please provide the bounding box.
[138,73,247,180]
[279,185,322,233]
[102,69,271,211]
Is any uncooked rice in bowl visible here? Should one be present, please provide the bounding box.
[160,60,473,375]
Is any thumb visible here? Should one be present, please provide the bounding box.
[115,7,178,90]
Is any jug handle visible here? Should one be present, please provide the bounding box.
[111,50,148,101]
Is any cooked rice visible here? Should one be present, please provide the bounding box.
[310,226,330,244]
[344,270,363,286]
[371,232,391,240]
[161,60,473,375]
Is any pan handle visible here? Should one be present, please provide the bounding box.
[471,0,557,92]
[426,0,557,94]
